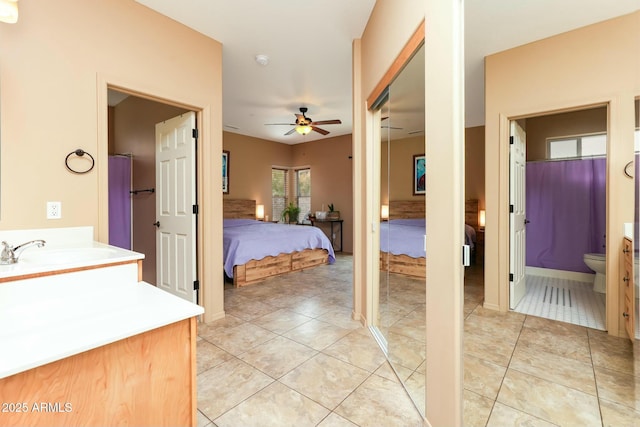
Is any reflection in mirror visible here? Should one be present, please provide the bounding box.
[369,96,391,354]
[634,98,639,339]
[374,44,426,416]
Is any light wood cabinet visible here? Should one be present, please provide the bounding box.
[622,237,635,340]
[0,317,198,427]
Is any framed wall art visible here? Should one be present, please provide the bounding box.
[413,154,425,195]
[222,150,229,194]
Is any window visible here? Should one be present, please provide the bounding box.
[271,167,311,223]
[547,133,607,159]
[295,168,311,223]
[271,168,289,222]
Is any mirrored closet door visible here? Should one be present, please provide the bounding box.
[371,43,426,416]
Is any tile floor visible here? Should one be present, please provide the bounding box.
[197,255,640,426]
[513,274,606,330]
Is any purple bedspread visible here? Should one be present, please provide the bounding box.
[380,219,426,258]
[380,219,476,258]
[223,219,336,278]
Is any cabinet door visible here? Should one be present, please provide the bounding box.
[623,238,634,341]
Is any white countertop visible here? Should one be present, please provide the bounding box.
[0,273,203,379]
[623,223,633,240]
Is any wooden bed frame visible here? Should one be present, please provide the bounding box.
[380,199,479,279]
[224,199,330,287]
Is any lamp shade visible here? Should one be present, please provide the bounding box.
[381,204,389,220]
[479,209,485,228]
[256,204,265,219]
[0,0,18,23]
[295,125,312,135]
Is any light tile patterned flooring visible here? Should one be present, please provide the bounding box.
[513,275,607,330]
[197,255,640,426]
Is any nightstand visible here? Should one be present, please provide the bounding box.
[476,229,484,265]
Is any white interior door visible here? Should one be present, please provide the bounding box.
[510,120,527,309]
[155,112,197,304]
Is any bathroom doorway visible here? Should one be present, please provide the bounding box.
[107,89,195,289]
[509,106,608,330]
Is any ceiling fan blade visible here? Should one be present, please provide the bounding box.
[284,128,297,136]
[265,123,296,126]
[311,126,329,135]
[310,119,341,126]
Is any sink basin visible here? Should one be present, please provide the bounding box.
[20,247,119,266]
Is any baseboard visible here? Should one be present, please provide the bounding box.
[482,302,501,311]
[525,266,594,283]
[352,310,367,326]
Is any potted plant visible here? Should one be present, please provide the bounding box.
[281,202,301,224]
[326,203,340,220]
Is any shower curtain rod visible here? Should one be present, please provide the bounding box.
[526,155,606,164]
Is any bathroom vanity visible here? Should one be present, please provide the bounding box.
[622,236,635,340]
[0,227,203,426]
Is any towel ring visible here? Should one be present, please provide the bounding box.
[65,149,95,174]
[623,161,633,179]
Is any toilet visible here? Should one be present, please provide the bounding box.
[583,253,606,293]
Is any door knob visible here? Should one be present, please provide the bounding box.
[623,312,629,318]
[153,221,160,228]
[524,219,530,224]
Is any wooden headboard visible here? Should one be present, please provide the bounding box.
[388,200,425,219]
[224,199,256,219]
[465,199,479,231]
[387,199,479,229]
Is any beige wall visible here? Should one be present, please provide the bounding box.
[292,135,353,253]
[222,132,354,253]
[0,0,225,322]
[526,107,607,161]
[383,130,483,209]
[111,95,188,284]
[222,131,291,212]
[383,136,426,201]
[485,11,639,338]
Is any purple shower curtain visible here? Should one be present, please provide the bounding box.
[525,157,606,273]
[108,156,132,250]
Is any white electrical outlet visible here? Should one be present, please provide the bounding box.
[47,201,62,219]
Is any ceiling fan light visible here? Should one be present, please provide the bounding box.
[295,125,312,135]
[0,0,18,24]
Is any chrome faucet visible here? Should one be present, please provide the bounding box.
[0,240,46,264]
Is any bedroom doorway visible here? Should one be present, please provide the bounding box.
[509,106,608,330]
[107,89,198,303]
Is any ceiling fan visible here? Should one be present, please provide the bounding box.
[266,107,341,136]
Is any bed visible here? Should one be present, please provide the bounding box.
[223,199,336,287]
[379,199,479,278]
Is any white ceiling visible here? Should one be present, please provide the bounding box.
[134,0,639,144]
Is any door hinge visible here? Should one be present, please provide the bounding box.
[192,128,199,139]
[509,136,514,145]
[193,280,200,290]
[509,273,514,282]
[193,204,199,214]
[509,204,514,213]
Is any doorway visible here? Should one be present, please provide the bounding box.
[509,106,608,330]
[107,89,198,303]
